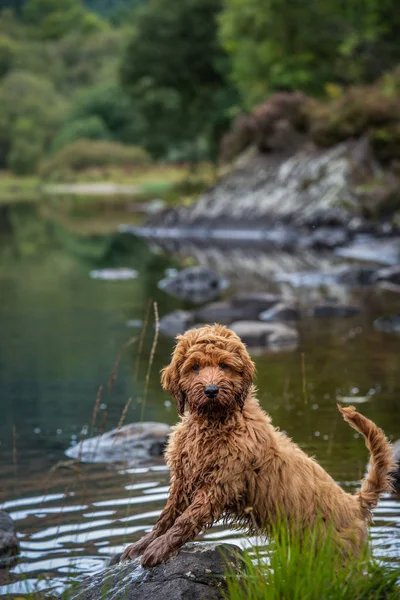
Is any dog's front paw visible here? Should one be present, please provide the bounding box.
[121,533,154,561]
[141,537,176,568]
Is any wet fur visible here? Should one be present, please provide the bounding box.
[122,324,394,567]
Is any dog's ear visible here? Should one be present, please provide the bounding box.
[235,354,255,411]
[161,363,186,416]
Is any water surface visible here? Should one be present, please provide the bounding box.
[0,203,399,596]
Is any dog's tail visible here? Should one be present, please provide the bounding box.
[337,404,395,515]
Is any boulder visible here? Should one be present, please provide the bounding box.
[64,542,241,600]
[302,227,350,249]
[310,304,361,318]
[373,315,400,334]
[158,267,228,304]
[159,310,195,338]
[194,302,245,325]
[0,512,18,569]
[230,293,281,318]
[259,302,301,322]
[65,422,171,465]
[230,321,299,351]
[373,265,400,286]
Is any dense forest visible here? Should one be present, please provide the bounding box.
[1,0,400,177]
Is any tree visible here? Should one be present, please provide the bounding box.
[219,0,400,108]
[120,0,236,161]
[22,0,105,40]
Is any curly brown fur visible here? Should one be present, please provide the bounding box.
[122,324,394,567]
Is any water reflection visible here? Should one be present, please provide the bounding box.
[0,203,399,595]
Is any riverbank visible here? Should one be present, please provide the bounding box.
[0,163,213,205]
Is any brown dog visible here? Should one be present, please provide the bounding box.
[122,324,394,567]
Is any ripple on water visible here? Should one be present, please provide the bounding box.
[0,462,399,596]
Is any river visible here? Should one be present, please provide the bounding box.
[0,202,399,597]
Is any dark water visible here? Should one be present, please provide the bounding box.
[0,203,399,597]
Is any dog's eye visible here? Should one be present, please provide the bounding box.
[192,364,200,372]
[219,363,228,370]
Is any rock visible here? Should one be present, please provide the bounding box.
[194,301,245,325]
[65,422,171,465]
[230,293,281,318]
[89,268,138,281]
[0,511,19,569]
[159,310,195,338]
[164,140,378,230]
[335,236,400,265]
[259,302,301,322]
[158,267,228,304]
[64,542,240,600]
[373,265,400,286]
[310,304,361,318]
[335,266,376,286]
[373,315,400,334]
[391,440,400,494]
[230,321,299,351]
[302,227,350,249]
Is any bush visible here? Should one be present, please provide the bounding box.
[8,118,44,175]
[219,92,308,163]
[68,83,141,144]
[0,34,18,79]
[40,139,151,179]
[50,116,110,153]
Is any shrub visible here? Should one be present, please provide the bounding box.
[68,83,140,144]
[0,34,18,79]
[50,116,110,153]
[7,118,44,175]
[219,92,308,163]
[40,139,151,179]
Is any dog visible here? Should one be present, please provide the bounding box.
[122,324,394,567]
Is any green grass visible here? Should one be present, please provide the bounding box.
[0,172,42,204]
[0,162,214,205]
[224,522,400,600]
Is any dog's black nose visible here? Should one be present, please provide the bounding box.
[204,385,219,398]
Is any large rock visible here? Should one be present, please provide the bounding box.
[159,310,195,338]
[64,543,241,600]
[230,293,281,317]
[158,266,228,304]
[309,304,361,318]
[230,321,299,351]
[373,265,400,286]
[158,140,379,230]
[373,315,400,334]
[194,301,245,325]
[65,422,171,465]
[259,301,301,322]
[0,512,19,569]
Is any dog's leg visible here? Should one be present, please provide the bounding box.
[140,488,221,567]
[121,486,187,561]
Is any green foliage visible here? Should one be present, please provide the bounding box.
[41,139,151,179]
[225,522,400,600]
[50,116,110,153]
[0,70,65,168]
[22,0,106,40]
[7,118,43,174]
[68,83,142,144]
[219,0,400,107]
[0,34,18,78]
[120,0,237,160]
[308,72,400,163]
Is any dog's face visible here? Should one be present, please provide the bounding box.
[161,324,255,418]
